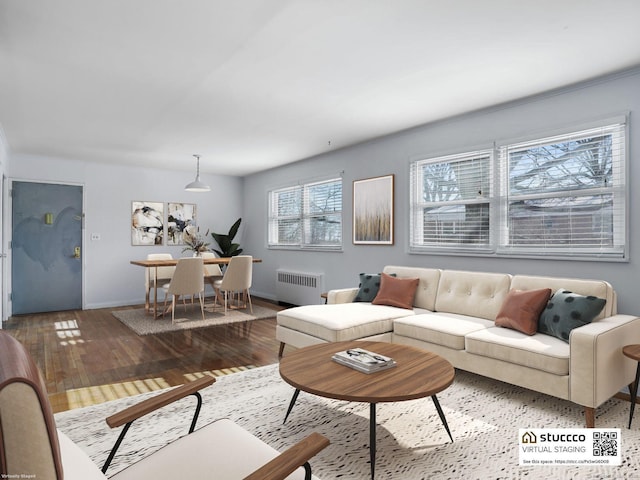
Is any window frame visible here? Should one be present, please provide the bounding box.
[409,149,495,254]
[497,123,626,259]
[268,176,343,251]
[409,119,627,261]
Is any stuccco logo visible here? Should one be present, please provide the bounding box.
[522,431,586,443]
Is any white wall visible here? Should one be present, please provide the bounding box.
[244,67,640,314]
[6,154,243,310]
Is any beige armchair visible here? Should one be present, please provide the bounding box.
[0,331,329,480]
[162,257,205,324]
[214,255,253,314]
[144,253,175,312]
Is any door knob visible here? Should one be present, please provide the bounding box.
[74,246,81,258]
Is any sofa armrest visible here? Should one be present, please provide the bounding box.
[327,288,358,304]
[569,314,640,408]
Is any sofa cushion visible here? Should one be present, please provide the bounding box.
[435,270,511,320]
[277,303,414,342]
[353,273,394,302]
[495,288,552,335]
[394,313,494,350]
[538,289,606,342]
[372,273,419,309]
[465,327,570,375]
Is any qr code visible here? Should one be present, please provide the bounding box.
[593,431,618,456]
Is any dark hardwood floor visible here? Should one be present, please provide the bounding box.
[4,298,286,413]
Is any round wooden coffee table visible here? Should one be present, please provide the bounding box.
[279,341,455,479]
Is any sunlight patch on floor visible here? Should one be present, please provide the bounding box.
[184,365,256,381]
[50,365,257,413]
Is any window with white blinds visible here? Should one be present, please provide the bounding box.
[409,120,627,259]
[498,123,626,258]
[268,177,342,249]
[410,150,493,252]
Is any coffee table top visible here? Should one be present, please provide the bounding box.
[623,344,640,362]
[279,341,454,403]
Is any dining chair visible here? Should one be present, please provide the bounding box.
[213,255,253,315]
[162,257,205,324]
[144,253,175,313]
[200,251,223,292]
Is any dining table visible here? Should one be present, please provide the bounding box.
[131,256,262,318]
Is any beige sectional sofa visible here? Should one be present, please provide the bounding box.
[276,266,640,427]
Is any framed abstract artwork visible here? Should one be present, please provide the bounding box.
[353,174,394,245]
[167,202,197,246]
[131,201,164,246]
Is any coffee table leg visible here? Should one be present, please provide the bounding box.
[629,363,640,428]
[283,389,301,424]
[370,402,376,480]
[431,395,453,443]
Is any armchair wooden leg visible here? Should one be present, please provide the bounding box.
[279,342,285,358]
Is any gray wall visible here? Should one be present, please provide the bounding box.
[244,68,640,314]
[5,153,243,311]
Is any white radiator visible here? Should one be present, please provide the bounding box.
[276,269,325,306]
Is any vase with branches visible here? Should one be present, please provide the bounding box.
[182,226,211,255]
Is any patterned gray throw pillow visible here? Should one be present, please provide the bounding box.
[538,289,606,342]
[353,273,395,302]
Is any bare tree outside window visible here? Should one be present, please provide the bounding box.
[269,178,342,249]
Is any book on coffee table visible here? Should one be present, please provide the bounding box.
[332,347,396,373]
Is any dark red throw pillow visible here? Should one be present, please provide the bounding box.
[372,272,419,310]
[495,288,552,335]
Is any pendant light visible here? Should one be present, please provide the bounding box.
[184,154,210,192]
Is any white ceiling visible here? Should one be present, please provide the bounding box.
[1,0,640,177]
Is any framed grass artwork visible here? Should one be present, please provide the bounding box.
[353,174,394,245]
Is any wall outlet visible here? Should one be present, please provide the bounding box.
[91,233,101,241]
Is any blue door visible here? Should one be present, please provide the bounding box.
[11,181,83,314]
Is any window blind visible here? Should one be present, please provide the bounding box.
[498,123,626,257]
[268,177,342,249]
[410,150,493,251]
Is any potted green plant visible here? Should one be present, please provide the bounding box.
[211,218,243,257]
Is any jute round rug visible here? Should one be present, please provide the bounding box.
[55,364,640,479]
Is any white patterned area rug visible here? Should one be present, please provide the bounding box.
[111,304,276,335]
[55,365,640,479]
